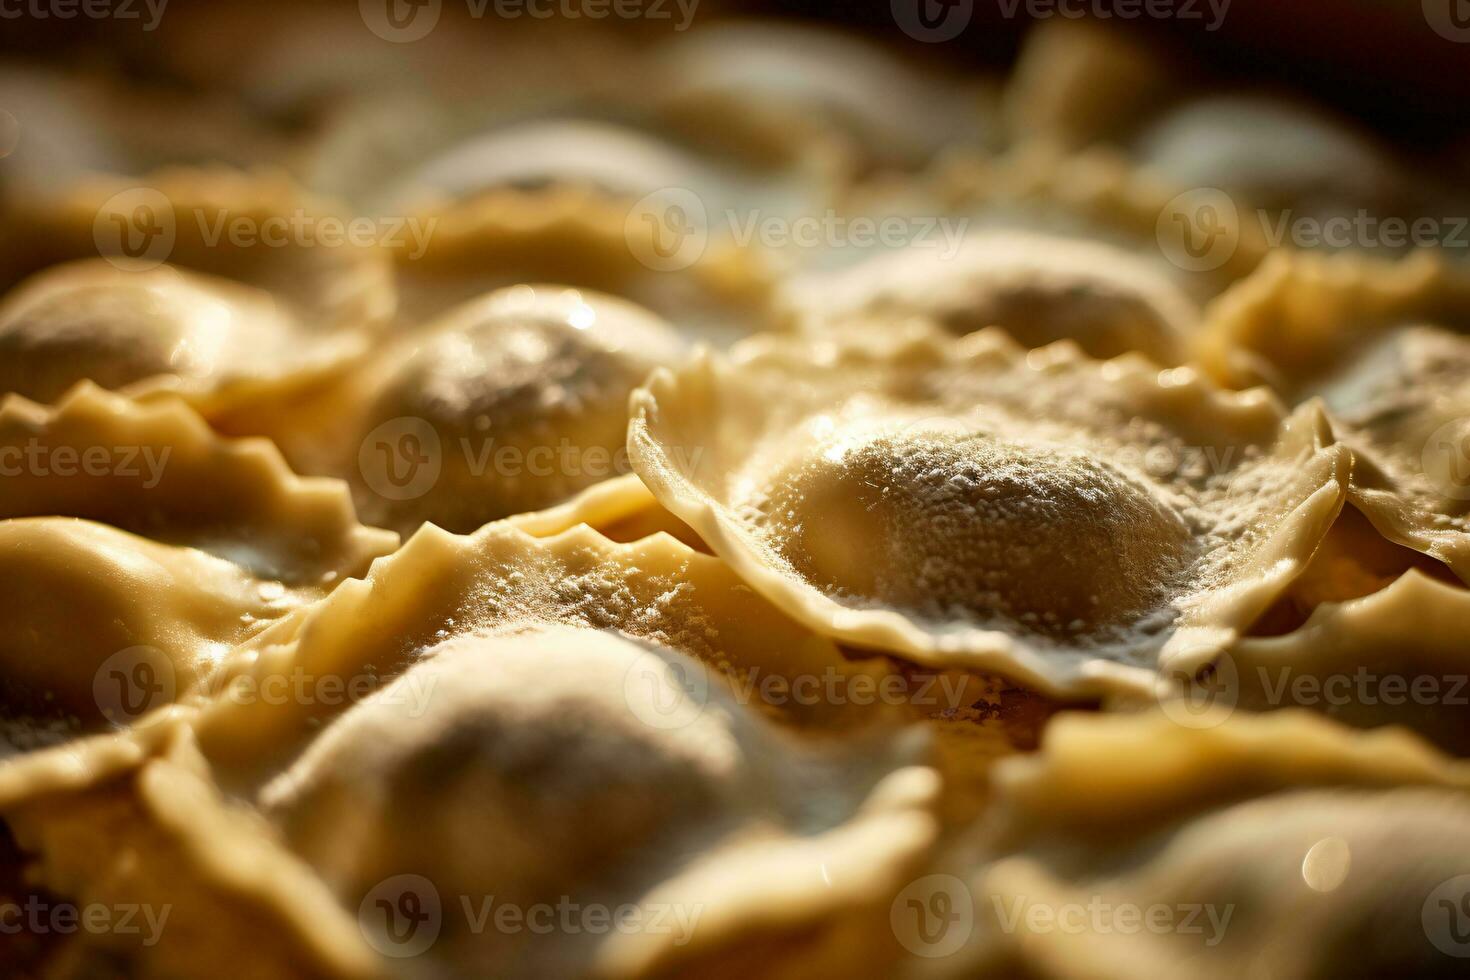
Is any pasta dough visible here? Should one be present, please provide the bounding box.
[0,384,395,747]
[0,260,366,418]
[924,710,1470,980]
[783,229,1199,364]
[629,322,1350,696]
[278,284,688,536]
[1198,250,1470,581]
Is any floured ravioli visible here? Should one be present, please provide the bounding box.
[1220,571,1470,756]
[781,229,1199,364]
[1004,22,1413,219]
[921,145,1270,300]
[1002,20,1176,152]
[0,65,285,197]
[388,190,778,346]
[628,323,1350,697]
[191,522,923,780]
[1199,251,1470,580]
[0,384,395,745]
[0,260,366,418]
[0,168,395,332]
[649,20,994,173]
[921,710,1470,980]
[1133,94,1407,216]
[277,284,688,536]
[0,524,942,977]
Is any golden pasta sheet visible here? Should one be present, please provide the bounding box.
[0,168,394,333]
[50,523,948,978]
[629,322,1350,697]
[1199,250,1470,580]
[782,228,1200,365]
[0,384,395,752]
[274,284,688,536]
[912,710,1470,979]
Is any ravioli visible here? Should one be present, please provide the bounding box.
[629,322,1350,697]
[922,710,1470,980]
[1225,571,1470,756]
[1198,250,1470,580]
[650,20,994,172]
[38,522,944,978]
[782,229,1199,364]
[279,284,689,536]
[0,384,396,744]
[0,260,366,419]
[1134,94,1406,216]
[389,187,778,346]
[0,168,395,332]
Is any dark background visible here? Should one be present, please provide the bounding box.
[2,0,1468,147]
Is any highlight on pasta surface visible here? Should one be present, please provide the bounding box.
[1,5,1468,978]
